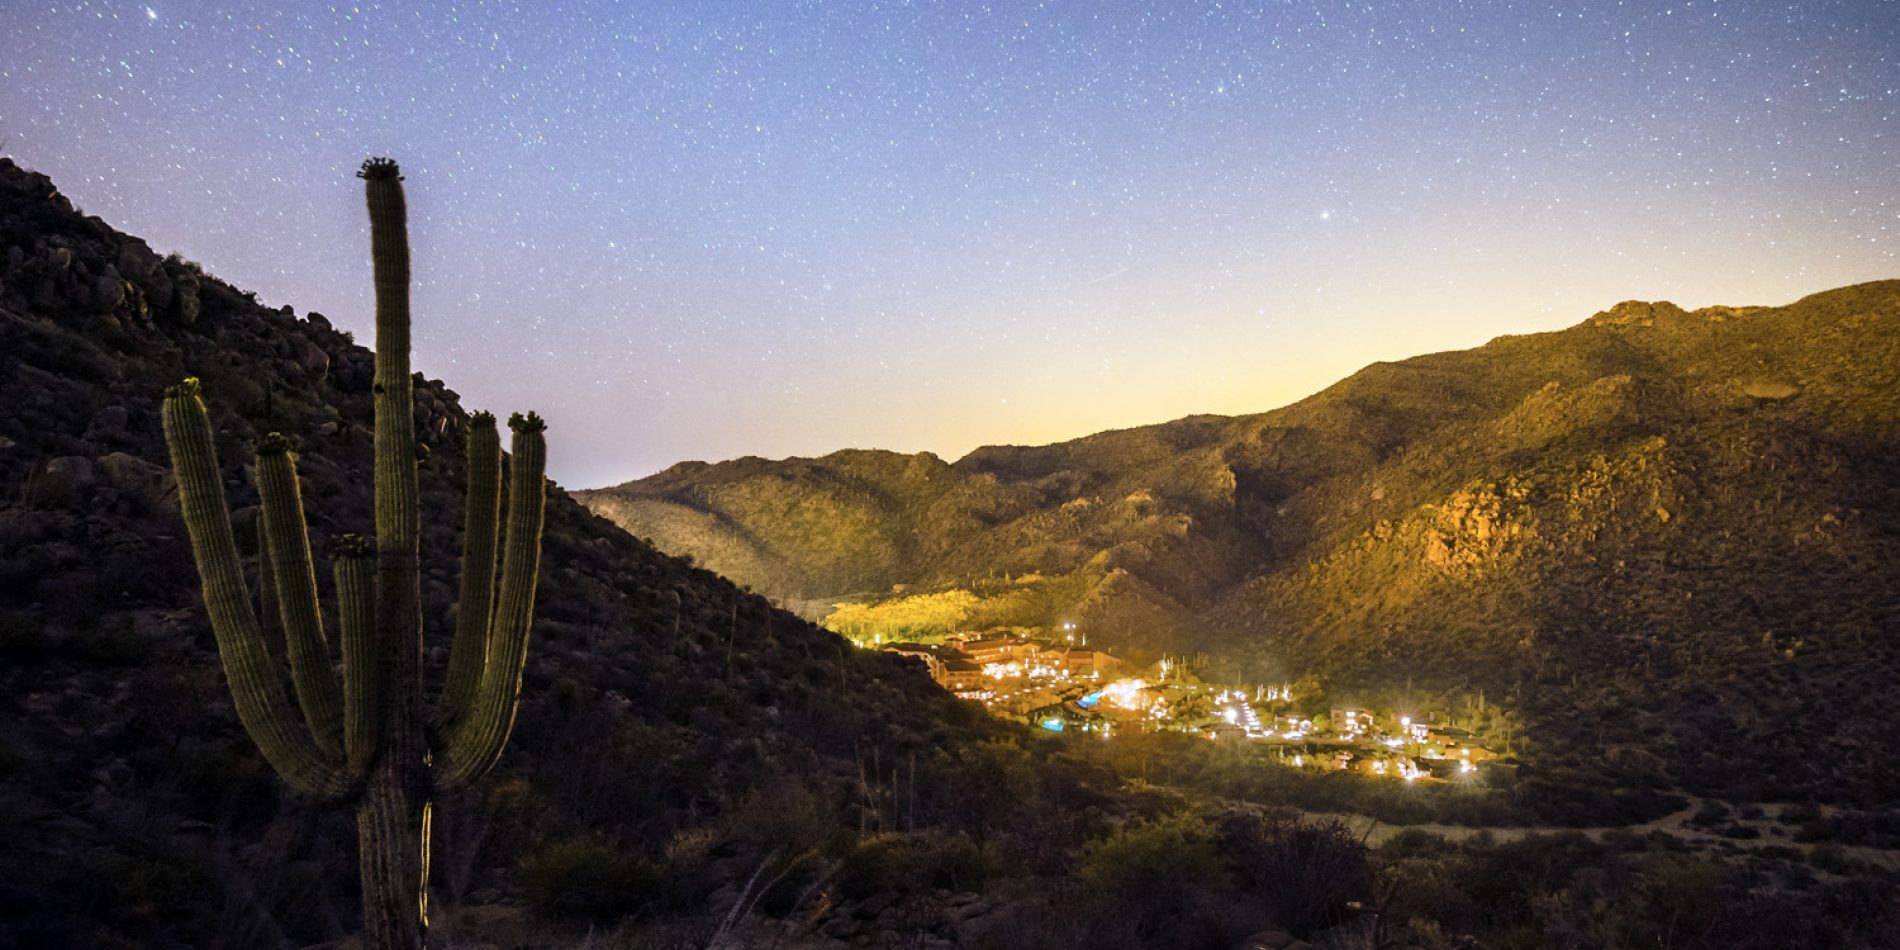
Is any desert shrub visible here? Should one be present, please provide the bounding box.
[70,614,153,665]
[928,740,1036,846]
[519,834,661,921]
[1793,818,1839,843]
[836,831,990,900]
[1807,844,1860,876]
[1077,813,1232,949]
[1215,807,1373,936]
[1690,798,1732,827]
[1381,827,1450,858]
[1779,800,1823,825]
[725,772,842,858]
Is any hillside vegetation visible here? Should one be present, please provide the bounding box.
[583,285,1900,805]
[0,157,1011,946]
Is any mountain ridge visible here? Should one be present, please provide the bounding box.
[583,279,1900,803]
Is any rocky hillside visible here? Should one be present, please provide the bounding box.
[583,282,1900,804]
[0,158,1012,948]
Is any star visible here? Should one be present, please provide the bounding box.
[0,0,1889,487]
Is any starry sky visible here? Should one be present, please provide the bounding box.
[2,1,1895,487]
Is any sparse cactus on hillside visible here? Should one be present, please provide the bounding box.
[160,158,546,950]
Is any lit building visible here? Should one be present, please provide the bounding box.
[1331,707,1375,736]
[956,637,1040,666]
[937,658,985,691]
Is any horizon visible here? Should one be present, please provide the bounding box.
[3,1,1894,487]
[590,277,1893,487]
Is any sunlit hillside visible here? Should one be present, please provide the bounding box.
[583,284,1900,804]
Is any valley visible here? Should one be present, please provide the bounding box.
[581,282,1900,812]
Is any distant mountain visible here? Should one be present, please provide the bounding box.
[582,282,1900,803]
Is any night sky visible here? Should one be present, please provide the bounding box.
[2,2,1894,487]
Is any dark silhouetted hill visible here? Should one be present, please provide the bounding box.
[0,157,1011,947]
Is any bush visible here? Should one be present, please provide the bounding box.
[1779,801,1823,825]
[1078,814,1231,948]
[1215,808,1373,936]
[837,831,990,900]
[1690,798,1732,827]
[519,834,661,921]
[1793,818,1839,843]
[725,772,841,857]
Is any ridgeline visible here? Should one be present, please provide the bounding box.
[583,283,1900,806]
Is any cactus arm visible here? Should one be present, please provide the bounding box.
[255,519,285,662]
[437,412,502,725]
[440,412,546,788]
[335,536,380,776]
[255,434,346,755]
[162,380,350,801]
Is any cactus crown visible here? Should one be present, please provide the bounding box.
[166,376,202,399]
[257,432,297,456]
[357,157,403,180]
[508,411,547,434]
[334,533,374,559]
[469,410,496,428]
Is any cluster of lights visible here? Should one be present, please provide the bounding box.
[887,633,1491,787]
[1098,678,1154,711]
[1255,683,1296,703]
[981,660,1069,681]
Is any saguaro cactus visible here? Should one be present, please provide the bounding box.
[161,158,546,950]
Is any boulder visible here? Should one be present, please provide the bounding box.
[114,237,171,305]
[293,335,330,377]
[0,158,62,202]
[90,265,127,313]
[36,455,98,504]
[1588,299,1689,329]
[165,261,201,324]
[98,452,176,513]
[86,404,129,437]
